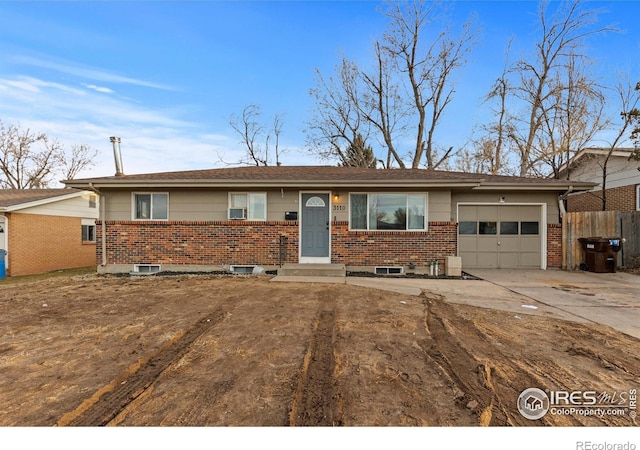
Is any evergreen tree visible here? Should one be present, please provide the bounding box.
[342,134,377,168]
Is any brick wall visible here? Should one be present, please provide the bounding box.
[568,185,637,212]
[98,220,560,271]
[7,213,96,276]
[97,221,299,267]
[547,223,562,269]
[97,220,458,269]
[331,221,457,267]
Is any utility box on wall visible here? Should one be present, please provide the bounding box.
[446,256,462,277]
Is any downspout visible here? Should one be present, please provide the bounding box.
[88,183,107,267]
[558,186,574,219]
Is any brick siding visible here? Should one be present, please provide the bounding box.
[97,221,299,267]
[7,212,95,276]
[547,223,562,269]
[97,220,560,271]
[96,220,458,269]
[568,184,637,212]
[331,221,457,267]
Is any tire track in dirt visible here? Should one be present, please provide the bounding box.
[419,292,547,426]
[57,308,228,427]
[289,294,340,426]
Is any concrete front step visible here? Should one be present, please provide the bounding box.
[277,263,346,277]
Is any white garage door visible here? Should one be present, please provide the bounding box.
[458,205,543,269]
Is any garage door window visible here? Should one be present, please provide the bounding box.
[462,220,540,236]
[479,221,497,235]
[500,221,519,235]
[521,221,539,235]
[459,221,477,235]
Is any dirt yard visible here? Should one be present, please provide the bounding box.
[0,273,638,427]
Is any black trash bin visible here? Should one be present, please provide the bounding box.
[578,237,622,273]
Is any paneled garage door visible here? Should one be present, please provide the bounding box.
[458,205,543,269]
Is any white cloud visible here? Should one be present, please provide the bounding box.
[2,79,41,93]
[0,73,232,183]
[9,54,176,91]
[82,83,115,94]
[0,71,319,187]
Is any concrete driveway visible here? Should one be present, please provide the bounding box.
[464,269,640,339]
[274,269,640,339]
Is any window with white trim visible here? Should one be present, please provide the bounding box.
[81,219,96,242]
[350,193,427,231]
[228,193,267,220]
[133,193,168,220]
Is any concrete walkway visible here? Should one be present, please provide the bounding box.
[271,269,640,339]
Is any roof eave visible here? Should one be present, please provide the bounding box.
[471,182,596,191]
[0,190,89,211]
[64,179,487,189]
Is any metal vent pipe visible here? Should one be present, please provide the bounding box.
[110,136,124,176]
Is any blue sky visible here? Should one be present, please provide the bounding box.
[0,0,638,182]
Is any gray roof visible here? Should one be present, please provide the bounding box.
[64,165,596,191]
[0,189,82,208]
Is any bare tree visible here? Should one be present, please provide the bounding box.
[470,41,514,175]
[539,54,608,178]
[382,0,477,169]
[360,42,408,168]
[0,121,58,188]
[228,105,285,166]
[307,0,477,169]
[61,144,99,180]
[270,114,285,167]
[306,59,371,166]
[631,84,640,154]
[509,0,613,176]
[0,120,96,188]
[596,78,640,210]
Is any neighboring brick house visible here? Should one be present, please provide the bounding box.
[64,166,593,273]
[0,189,99,276]
[561,148,640,212]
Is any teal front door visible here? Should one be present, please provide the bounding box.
[300,193,330,261]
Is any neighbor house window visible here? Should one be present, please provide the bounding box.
[349,193,427,231]
[81,224,95,242]
[133,193,168,220]
[228,193,267,220]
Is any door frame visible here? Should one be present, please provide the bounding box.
[299,191,332,264]
[456,202,548,270]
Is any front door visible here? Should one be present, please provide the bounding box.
[300,193,330,263]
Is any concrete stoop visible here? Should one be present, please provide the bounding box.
[277,263,346,277]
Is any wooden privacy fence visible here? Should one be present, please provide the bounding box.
[562,211,640,270]
[619,212,640,268]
